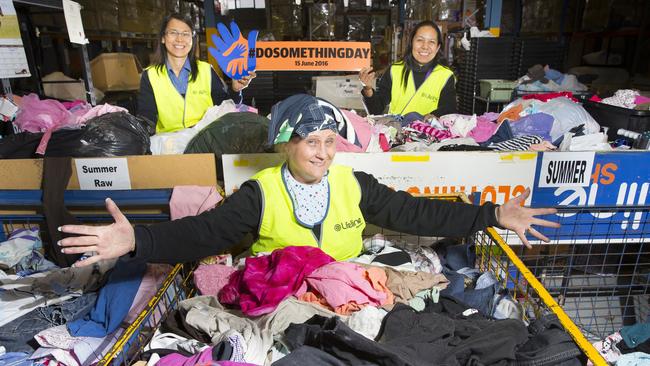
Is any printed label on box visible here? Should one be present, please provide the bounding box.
[538,152,595,187]
[75,158,131,190]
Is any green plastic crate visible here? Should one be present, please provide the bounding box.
[479,79,518,102]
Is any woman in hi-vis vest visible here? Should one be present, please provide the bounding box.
[359,20,456,118]
[137,13,255,133]
[59,94,559,269]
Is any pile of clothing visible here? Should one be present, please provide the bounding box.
[589,323,650,365]
[0,185,224,366]
[590,89,650,111]
[340,91,606,153]
[516,64,588,93]
[131,241,584,366]
[0,94,154,158]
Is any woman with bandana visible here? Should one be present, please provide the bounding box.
[59,94,558,266]
[359,20,456,118]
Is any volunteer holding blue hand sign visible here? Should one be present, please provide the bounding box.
[138,13,257,133]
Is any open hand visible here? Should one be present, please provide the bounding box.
[359,66,376,96]
[496,188,561,248]
[58,198,135,267]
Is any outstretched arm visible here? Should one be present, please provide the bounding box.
[355,171,559,245]
[59,182,263,267]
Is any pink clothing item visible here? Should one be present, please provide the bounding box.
[194,263,237,296]
[468,117,499,143]
[590,95,603,102]
[124,264,172,323]
[342,110,372,150]
[481,112,500,122]
[14,94,81,154]
[522,91,577,103]
[635,95,650,105]
[336,134,364,152]
[219,246,334,316]
[236,104,259,114]
[295,262,389,315]
[408,121,452,140]
[14,95,126,155]
[158,346,214,366]
[33,324,120,366]
[170,185,223,220]
[61,100,87,110]
[77,103,128,124]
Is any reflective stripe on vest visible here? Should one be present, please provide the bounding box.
[147,60,213,133]
[252,164,365,261]
[388,62,454,115]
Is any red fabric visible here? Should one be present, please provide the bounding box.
[522,91,577,103]
[218,246,334,316]
[378,133,390,152]
[590,95,602,102]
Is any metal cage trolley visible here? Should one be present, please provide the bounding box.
[0,188,176,365]
[92,193,612,365]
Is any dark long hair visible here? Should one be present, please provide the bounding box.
[151,13,199,82]
[400,20,444,91]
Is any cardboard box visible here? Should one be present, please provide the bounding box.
[90,53,142,92]
[0,154,217,190]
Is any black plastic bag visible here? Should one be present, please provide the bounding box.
[77,112,155,157]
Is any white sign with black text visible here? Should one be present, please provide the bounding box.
[75,158,131,190]
[538,152,595,188]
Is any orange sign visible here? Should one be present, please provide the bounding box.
[251,41,371,71]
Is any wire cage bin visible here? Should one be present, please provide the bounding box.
[85,194,609,365]
[97,263,195,365]
[0,189,176,365]
[503,204,650,346]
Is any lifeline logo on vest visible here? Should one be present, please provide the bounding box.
[538,152,595,188]
[334,217,363,231]
[421,92,439,103]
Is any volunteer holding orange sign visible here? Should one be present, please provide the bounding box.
[138,13,256,133]
[360,20,457,118]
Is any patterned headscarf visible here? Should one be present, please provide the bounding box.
[269,94,357,145]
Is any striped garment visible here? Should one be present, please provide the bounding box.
[489,135,543,151]
[408,121,452,141]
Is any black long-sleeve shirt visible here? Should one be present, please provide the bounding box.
[363,64,457,116]
[131,171,498,264]
[137,67,242,124]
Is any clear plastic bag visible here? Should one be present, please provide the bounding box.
[536,97,601,141]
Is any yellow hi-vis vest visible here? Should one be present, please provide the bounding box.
[147,60,213,133]
[251,164,365,261]
[388,62,454,116]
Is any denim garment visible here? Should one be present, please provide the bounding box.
[621,323,650,349]
[0,352,33,366]
[441,268,498,317]
[0,292,97,353]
